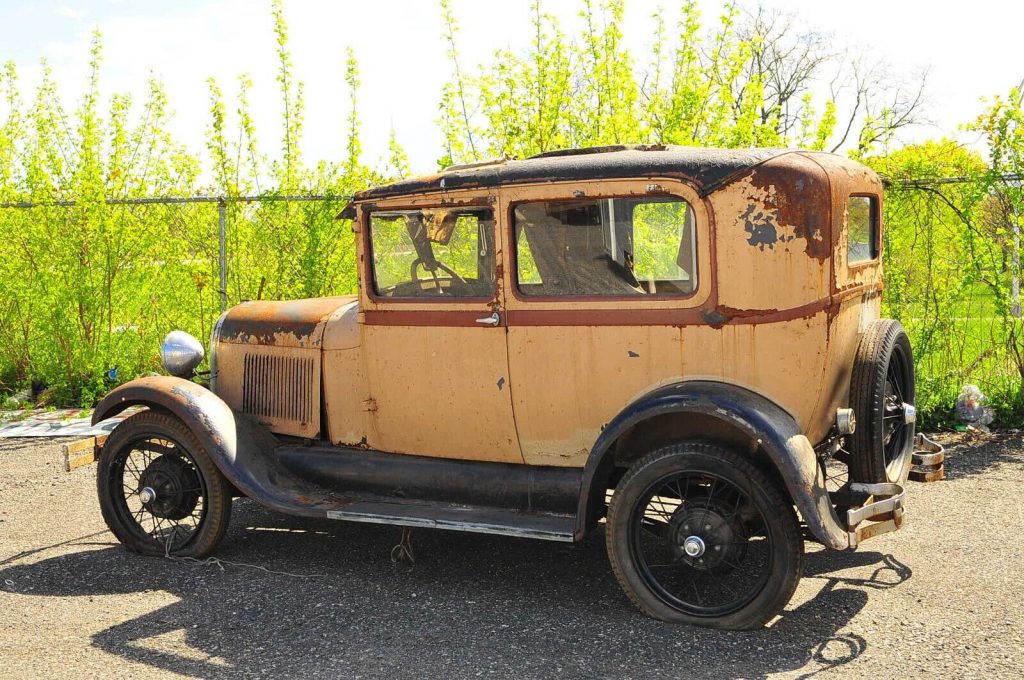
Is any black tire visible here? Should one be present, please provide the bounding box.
[606,442,804,630]
[97,410,232,557]
[849,319,916,484]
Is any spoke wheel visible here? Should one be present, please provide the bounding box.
[607,443,803,630]
[98,411,232,557]
[822,454,850,494]
[850,319,916,484]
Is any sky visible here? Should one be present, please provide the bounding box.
[0,0,1021,176]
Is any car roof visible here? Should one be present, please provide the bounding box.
[350,145,812,204]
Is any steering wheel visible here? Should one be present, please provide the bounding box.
[410,258,468,294]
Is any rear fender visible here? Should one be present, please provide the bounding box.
[91,376,306,515]
[576,381,850,549]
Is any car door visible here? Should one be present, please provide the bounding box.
[356,191,523,464]
[498,179,713,467]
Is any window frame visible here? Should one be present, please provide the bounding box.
[362,202,498,304]
[506,192,700,303]
[846,193,880,268]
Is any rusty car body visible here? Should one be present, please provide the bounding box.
[92,145,916,629]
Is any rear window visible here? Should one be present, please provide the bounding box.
[848,196,878,263]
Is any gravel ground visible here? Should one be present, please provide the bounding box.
[1,432,1021,679]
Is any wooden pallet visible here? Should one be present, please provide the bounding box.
[61,434,108,472]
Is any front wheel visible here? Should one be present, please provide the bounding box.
[97,410,232,557]
[606,443,804,629]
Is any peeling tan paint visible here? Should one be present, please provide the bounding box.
[209,149,887,467]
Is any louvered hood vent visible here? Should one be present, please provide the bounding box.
[242,353,315,426]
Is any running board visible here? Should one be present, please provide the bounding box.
[325,498,576,542]
[845,481,906,547]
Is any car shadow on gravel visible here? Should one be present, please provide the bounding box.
[0,500,911,679]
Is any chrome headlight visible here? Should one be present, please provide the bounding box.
[161,330,205,377]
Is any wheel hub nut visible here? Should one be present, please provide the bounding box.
[836,407,856,435]
[682,535,706,558]
[139,486,156,504]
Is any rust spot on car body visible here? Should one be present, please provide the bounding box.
[745,157,832,261]
[700,308,730,328]
[218,296,357,347]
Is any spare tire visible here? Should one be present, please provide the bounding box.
[848,319,916,483]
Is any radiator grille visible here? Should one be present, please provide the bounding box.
[242,353,314,425]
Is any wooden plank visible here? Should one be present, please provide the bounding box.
[62,434,107,472]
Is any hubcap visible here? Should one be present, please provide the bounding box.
[139,486,156,504]
[669,500,748,573]
[111,436,209,552]
[137,454,201,521]
[631,471,774,618]
[682,535,706,558]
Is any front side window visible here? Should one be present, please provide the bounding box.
[847,196,879,264]
[514,197,696,297]
[369,207,495,298]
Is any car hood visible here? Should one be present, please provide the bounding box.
[214,296,358,348]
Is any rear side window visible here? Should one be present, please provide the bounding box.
[847,196,878,264]
[513,197,696,297]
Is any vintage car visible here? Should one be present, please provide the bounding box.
[91,145,916,630]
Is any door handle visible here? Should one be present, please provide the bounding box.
[475,312,500,326]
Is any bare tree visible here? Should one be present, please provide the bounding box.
[823,54,928,154]
[736,5,837,137]
[734,4,929,153]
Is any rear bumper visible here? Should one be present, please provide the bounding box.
[845,481,906,546]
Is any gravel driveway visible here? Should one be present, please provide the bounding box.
[1,433,1021,679]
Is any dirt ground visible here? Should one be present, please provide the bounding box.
[1,432,1021,679]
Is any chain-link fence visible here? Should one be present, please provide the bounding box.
[883,173,1024,425]
[2,184,1023,424]
[0,195,352,405]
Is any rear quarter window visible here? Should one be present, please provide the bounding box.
[847,196,879,264]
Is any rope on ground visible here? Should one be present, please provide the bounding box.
[162,529,327,578]
[390,526,415,565]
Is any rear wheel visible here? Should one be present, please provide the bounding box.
[849,319,916,484]
[97,410,232,557]
[606,443,804,629]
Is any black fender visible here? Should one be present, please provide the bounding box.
[92,376,326,518]
[575,380,849,549]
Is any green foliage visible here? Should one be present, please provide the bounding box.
[437,0,843,163]
[0,4,399,406]
[0,31,204,405]
[0,0,1022,431]
[868,138,1024,426]
[631,200,690,282]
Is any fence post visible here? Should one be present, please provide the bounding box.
[218,198,227,312]
[1013,205,1020,318]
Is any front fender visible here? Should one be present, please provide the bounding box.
[92,376,314,517]
[576,381,850,549]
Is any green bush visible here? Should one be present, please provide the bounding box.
[1,0,1023,428]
